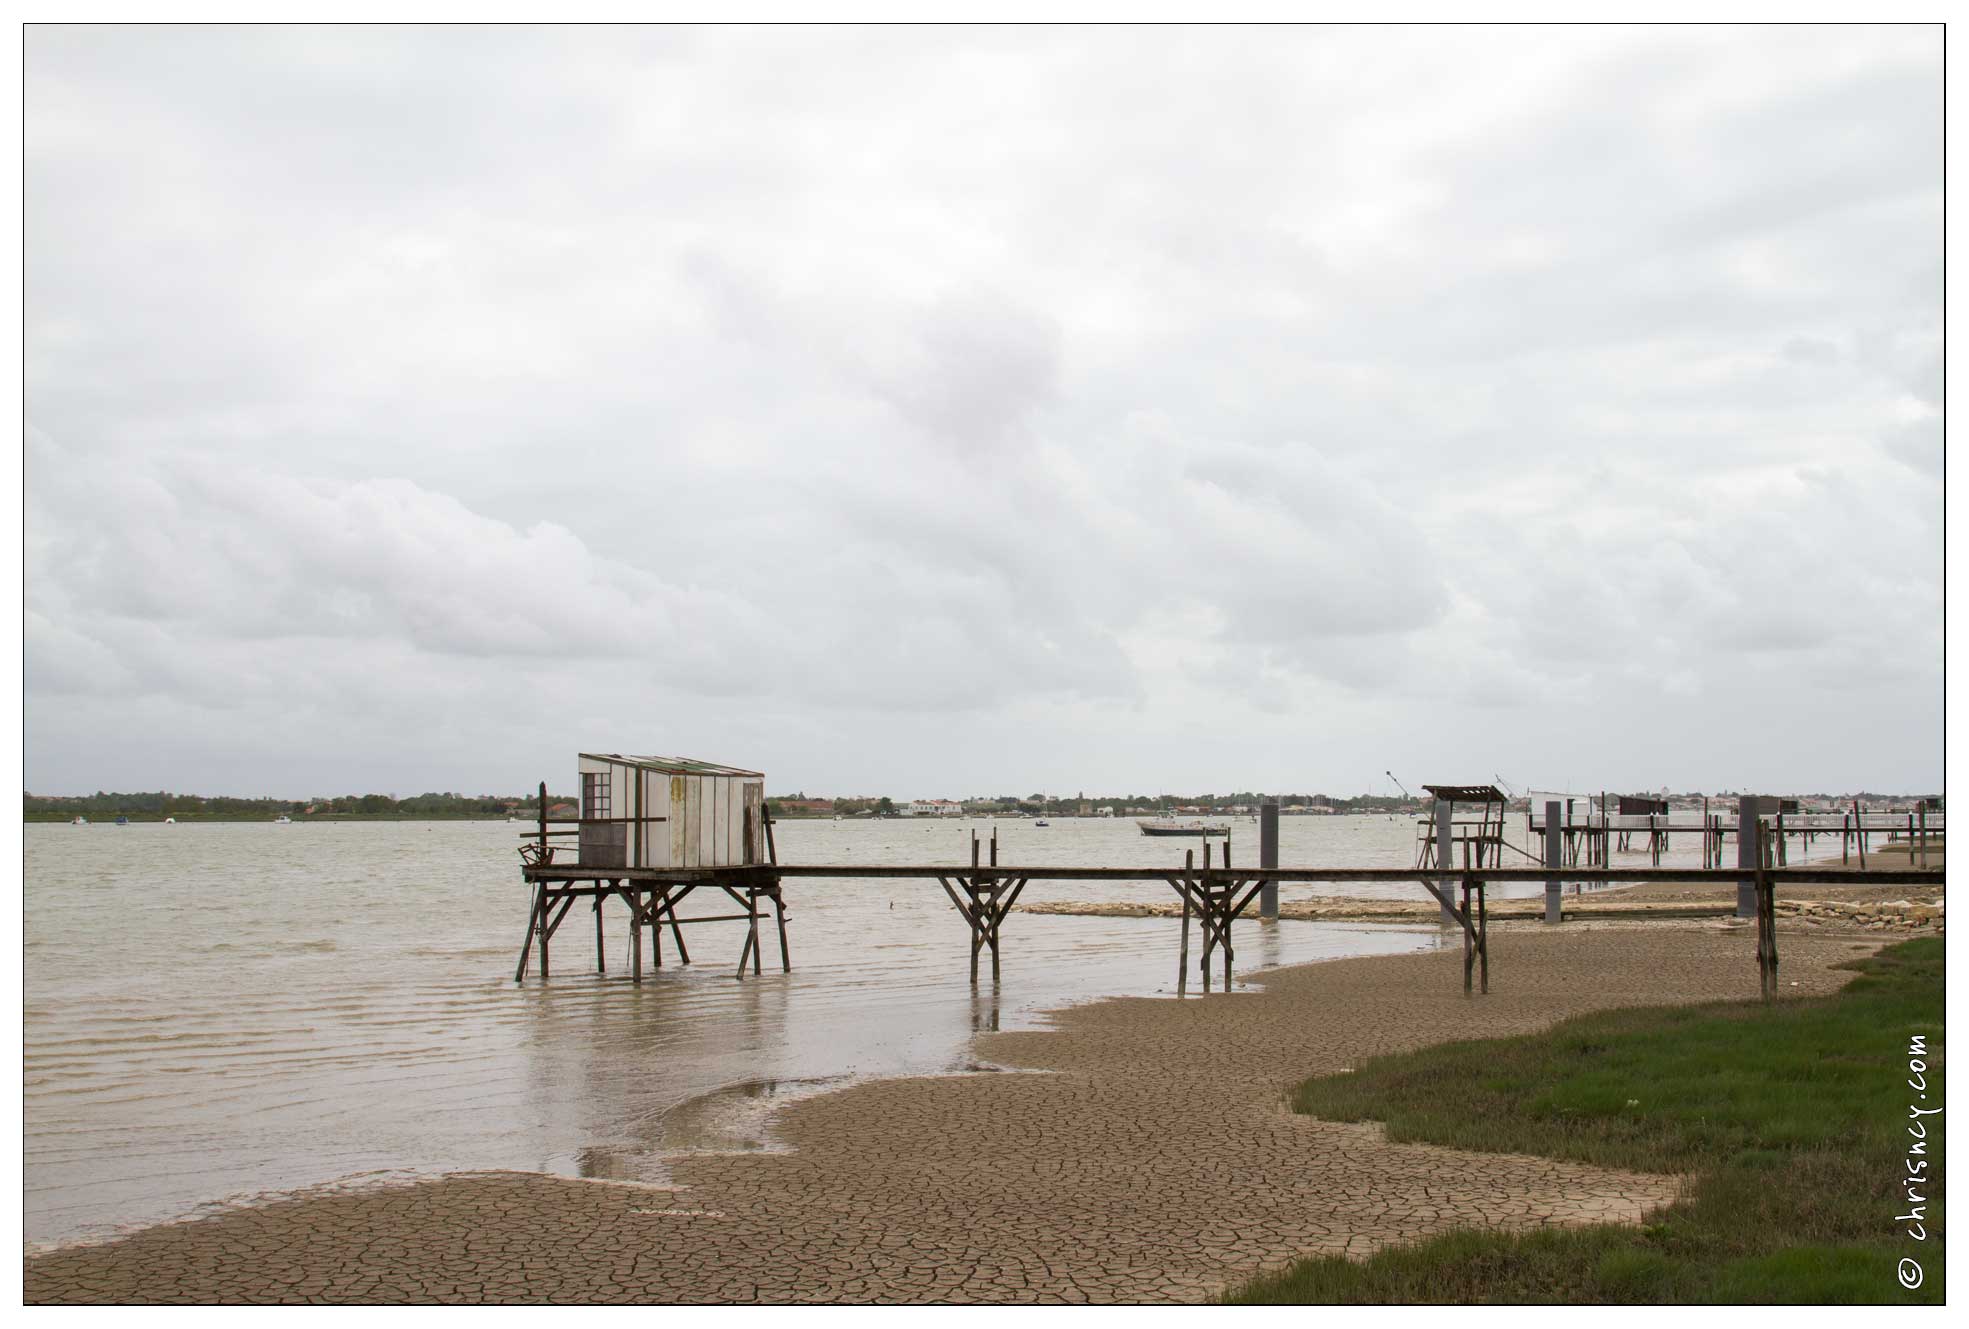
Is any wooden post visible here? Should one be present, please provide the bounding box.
[990,883,1003,983]
[539,886,552,979]
[1764,826,1779,1004]
[515,882,542,982]
[1178,850,1193,991]
[772,888,791,972]
[1460,876,1474,994]
[1259,800,1279,919]
[1735,799,1759,918]
[1543,800,1562,924]
[631,890,642,982]
[651,886,664,967]
[662,891,688,964]
[595,893,605,973]
[1918,802,1928,868]
[1477,879,1489,994]
[1433,799,1457,924]
[1855,800,1867,869]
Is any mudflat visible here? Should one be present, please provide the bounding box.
[26,924,1882,1304]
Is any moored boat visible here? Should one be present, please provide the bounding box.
[1135,818,1230,837]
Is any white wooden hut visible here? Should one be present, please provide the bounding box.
[575,753,766,870]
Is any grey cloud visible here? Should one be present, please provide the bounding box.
[24,24,1941,797]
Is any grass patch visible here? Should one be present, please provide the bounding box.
[1230,938,1944,1303]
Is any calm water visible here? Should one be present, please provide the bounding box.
[23,812,1731,1248]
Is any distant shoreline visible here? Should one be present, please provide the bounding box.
[23,813,523,824]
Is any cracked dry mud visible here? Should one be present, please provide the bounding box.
[26,926,1880,1304]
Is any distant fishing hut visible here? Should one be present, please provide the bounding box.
[1415,784,1510,870]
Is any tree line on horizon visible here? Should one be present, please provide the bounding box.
[22,790,570,821]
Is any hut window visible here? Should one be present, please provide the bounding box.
[582,772,612,821]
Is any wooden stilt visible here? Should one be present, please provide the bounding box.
[750,889,762,976]
[515,883,543,983]
[630,889,643,982]
[1461,877,1474,995]
[772,887,791,972]
[666,891,690,964]
[540,887,552,980]
[595,893,606,973]
[1178,892,1191,992]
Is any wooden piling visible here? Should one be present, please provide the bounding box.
[514,883,543,983]
[631,889,643,982]
[1460,876,1474,994]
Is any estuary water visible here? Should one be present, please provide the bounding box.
[24,812,1662,1248]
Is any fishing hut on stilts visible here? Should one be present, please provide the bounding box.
[516,754,788,983]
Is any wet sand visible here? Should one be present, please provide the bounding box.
[26,924,1892,1304]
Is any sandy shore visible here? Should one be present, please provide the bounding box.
[26,924,1894,1304]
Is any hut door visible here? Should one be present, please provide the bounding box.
[744,783,763,864]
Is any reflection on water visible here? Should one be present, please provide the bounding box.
[29,814,1591,1247]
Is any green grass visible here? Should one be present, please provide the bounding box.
[1230,938,1944,1303]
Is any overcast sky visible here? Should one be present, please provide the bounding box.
[24,24,1942,800]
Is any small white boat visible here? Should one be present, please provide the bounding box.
[164,817,176,824]
[1034,819,1050,828]
[274,815,292,824]
[71,816,87,825]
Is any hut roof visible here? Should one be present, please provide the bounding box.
[1421,784,1506,804]
[581,753,764,778]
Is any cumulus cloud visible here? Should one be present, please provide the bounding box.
[23,24,1941,797]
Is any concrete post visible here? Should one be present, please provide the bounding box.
[1544,800,1563,924]
[1259,800,1279,919]
[1736,798,1760,919]
[1434,799,1457,923]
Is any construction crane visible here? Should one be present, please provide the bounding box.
[1385,771,1412,801]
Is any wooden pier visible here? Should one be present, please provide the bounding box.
[517,817,1942,1000]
